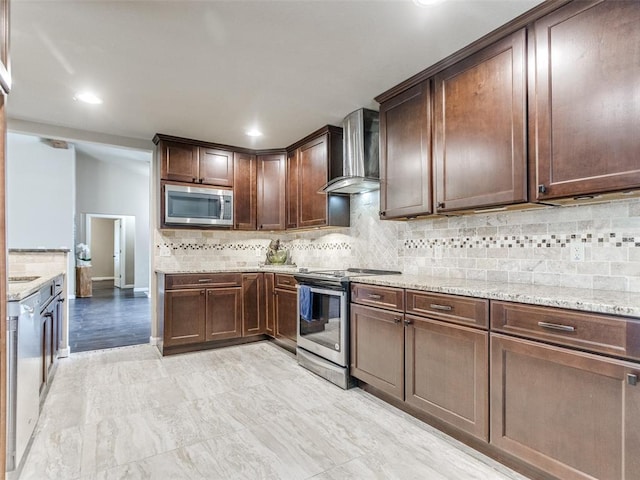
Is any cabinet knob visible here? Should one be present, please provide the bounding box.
[538,184,547,194]
[199,178,204,183]
[393,318,402,324]
[379,211,386,217]
[404,319,412,326]
[192,177,197,182]
[437,202,445,209]
[259,225,263,230]
[200,290,205,295]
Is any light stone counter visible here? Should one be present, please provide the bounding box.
[155,265,303,275]
[8,272,64,302]
[355,274,640,318]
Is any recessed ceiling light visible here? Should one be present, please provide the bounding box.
[74,91,103,104]
[246,129,263,137]
[413,0,446,6]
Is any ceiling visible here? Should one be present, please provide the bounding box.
[9,0,543,150]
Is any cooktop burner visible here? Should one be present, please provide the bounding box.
[294,268,401,286]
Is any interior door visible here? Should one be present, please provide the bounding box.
[113,218,122,288]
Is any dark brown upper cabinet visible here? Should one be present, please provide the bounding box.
[233,152,257,230]
[286,149,299,229]
[198,148,233,187]
[434,29,527,213]
[532,0,640,201]
[286,126,350,229]
[256,153,286,231]
[159,138,233,187]
[379,80,432,219]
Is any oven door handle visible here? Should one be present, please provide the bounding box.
[299,284,348,296]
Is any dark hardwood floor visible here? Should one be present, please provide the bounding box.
[69,280,151,353]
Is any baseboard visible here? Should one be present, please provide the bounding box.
[92,276,114,281]
[134,287,149,293]
[122,284,134,289]
[58,347,70,358]
[149,336,160,346]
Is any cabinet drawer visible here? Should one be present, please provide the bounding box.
[351,284,404,312]
[406,290,488,329]
[274,274,297,291]
[166,273,242,290]
[491,301,640,361]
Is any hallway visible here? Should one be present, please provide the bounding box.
[69,280,150,353]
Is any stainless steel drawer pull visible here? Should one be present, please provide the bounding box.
[537,321,576,332]
[367,294,382,300]
[429,304,452,311]
[198,279,212,283]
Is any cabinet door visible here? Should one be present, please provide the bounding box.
[286,150,299,229]
[533,0,640,200]
[233,152,257,230]
[274,288,297,344]
[379,81,432,219]
[42,312,53,386]
[491,334,640,480]
[160,141,199,183]
[199,147,234,186]
[298,135,329,228]
[434,29,527,212]
[350,304,404,400]
[205,287,242,341]
[264,273,275,336]
[405,315,488,440]
[242,274,264,337]
[164,289,206,347]
[257,153,286,231]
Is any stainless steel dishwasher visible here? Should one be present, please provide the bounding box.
[6,290,43,475]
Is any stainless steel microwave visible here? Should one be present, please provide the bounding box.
[164,184,233,226]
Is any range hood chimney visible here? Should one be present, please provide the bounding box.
[320,108,379,194]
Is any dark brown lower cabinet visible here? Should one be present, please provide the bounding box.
[264,273,275,336]
[405,315,488,440]
[205,287,242,341]
[242,273,264,337]
[274,287,297,345]
[350,303,404,400]
[164,289,206,347]
[491,333,640,480]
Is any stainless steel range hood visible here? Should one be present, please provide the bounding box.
[321,108,379,194]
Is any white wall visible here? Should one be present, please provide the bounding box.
[75,150,150,289]
[6,133,76,291]
[7,133,76,249]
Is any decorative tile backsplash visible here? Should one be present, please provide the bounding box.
[154,229,354,272]
[153,194,640,293]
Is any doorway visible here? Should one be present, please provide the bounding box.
[85,213,134,288]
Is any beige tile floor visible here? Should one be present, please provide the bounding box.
[19,342,529,480]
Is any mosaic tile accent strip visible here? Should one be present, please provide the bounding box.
[155,241,351,252]
[404,233,639,250]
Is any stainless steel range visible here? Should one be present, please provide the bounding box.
[294,268,400,389]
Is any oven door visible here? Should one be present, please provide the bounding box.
[297,285,348,367]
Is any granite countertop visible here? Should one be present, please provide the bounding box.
[156,265,302,274]
[155,267,640,318]
[9,248,71,253]
[356,274,640,318]
[8,272,64,302]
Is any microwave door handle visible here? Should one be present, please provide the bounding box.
[219,195,225,220]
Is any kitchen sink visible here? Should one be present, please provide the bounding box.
[8,276,40,284]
